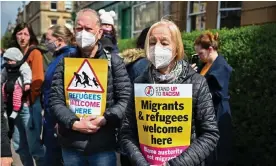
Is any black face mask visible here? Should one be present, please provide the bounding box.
[4,61,22,70]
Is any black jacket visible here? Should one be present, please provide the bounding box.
[120,61,219,166]
[120,48,149,83]
[49,43,132,154]
[1,97,12,157]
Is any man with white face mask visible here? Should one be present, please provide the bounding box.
[48,8,132,166]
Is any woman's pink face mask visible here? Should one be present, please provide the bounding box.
[101,24,112,32]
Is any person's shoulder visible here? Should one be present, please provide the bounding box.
[216,55,231,66]
[65,46,80,58]
[109,50,123,62]
[67,46,79,53]
[135,57,148,65]
[131,58,149,71]
[31,48,43,55]
[212,55,233,73]
[28,47,43,59]
[134,68,149,83]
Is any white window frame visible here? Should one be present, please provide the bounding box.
[186,1,207,32]
[50,1,57,11]
[65,1,72,11]
[216,1,242,29]
[131,1,159,38]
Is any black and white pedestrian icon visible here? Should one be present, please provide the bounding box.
[74,72,82,87]
[67,60,104,93]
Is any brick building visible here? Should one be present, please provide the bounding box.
[75,1,276,39]
[17,1,74,40]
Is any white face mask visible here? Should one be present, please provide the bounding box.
[149,45,173,69]
[75,30,97,48]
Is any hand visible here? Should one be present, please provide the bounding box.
[1,157,13,166]
[89,116,107,127]
[24,84,30,91]
[72,119,100,134]
[191,63,198,72]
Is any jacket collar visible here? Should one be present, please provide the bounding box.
[94,42,105,59]
[205,55,232,76]
[137,60,196,84]
[53,46,78,57]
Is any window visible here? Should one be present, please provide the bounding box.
[186,1,207,32]
[217,1,242,29]
[51,19,57,25]
[66,20,73,25]
[132,1,160,37]
[65,1,72,11]
[51,1,57,10]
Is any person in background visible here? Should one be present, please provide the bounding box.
[1,48,5,69]
[120,19,219,166]
[120,27,150,83]
[1,97,13,166]
[65,23,74,34]
[49,9,131,166]
[39,33,53,72]
[193,32,233,166]
[98,9,119,54]
[42,25,79,166]
[11,22,45,166]
[1,47,32,120]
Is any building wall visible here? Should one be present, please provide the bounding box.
[205,1,218,29]
[22,1,72,39]
[16,12,23,24]
[74,1,276,39]
[75,1,94,11]
[173,1,276,32]
[40,11,72,35]
[170,1,187,31]
[241,1,276,26]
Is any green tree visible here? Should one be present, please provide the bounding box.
[1,32,15,49]
[71,11,76,23]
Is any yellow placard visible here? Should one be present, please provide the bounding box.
[64,58,108,118]
[134,84,193,165]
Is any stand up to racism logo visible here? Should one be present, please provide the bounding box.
[145,86,154,96]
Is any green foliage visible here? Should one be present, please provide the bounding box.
[71,11,76,23]
[118,38,137,52]
[1,31,15,49]
[118,23,276,165]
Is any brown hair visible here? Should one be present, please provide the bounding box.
[12,22,38,48]
[110,25,117,43]
[194,31,219,50]
[49,25,75,45]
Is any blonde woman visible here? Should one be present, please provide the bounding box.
[120,19,219,166]
[42,25,79,166]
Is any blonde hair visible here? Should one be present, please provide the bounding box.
[75,8,101,27]
[49,25,75,45]
[144,19,185,61]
